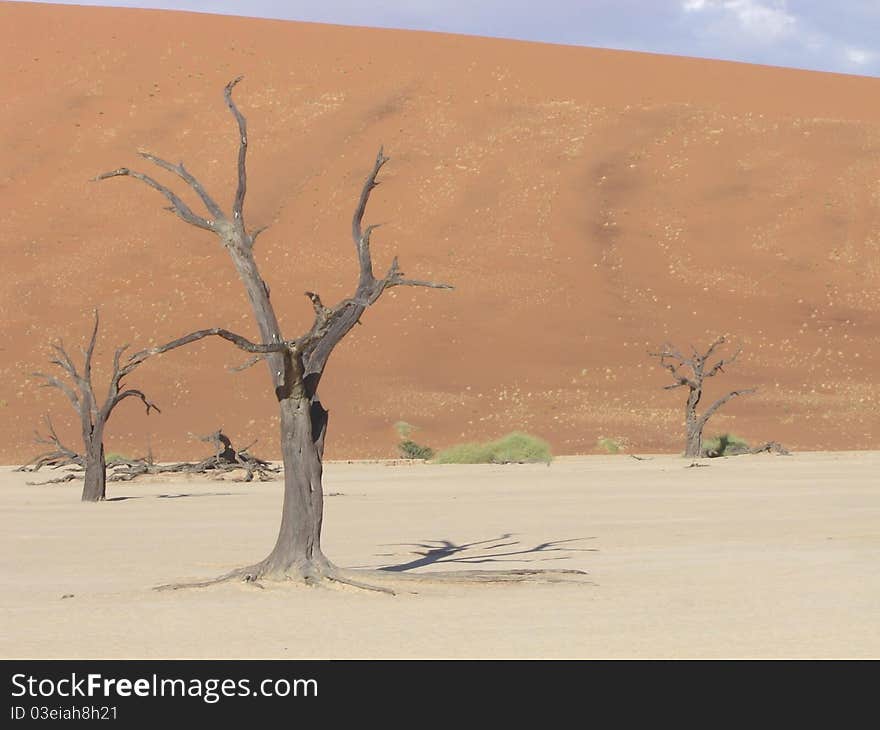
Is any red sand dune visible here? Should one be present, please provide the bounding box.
[1,1,879,462]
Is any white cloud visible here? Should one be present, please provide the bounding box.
[682,0,797,43]
[844,47,875,65]
[727,1,796,40]
[679,1,878,75]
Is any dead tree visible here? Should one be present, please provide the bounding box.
[107,429,281,483]
[650,336,756,458]
[17,416,83,474]
[27,311,163,502]
[96,78,586,592]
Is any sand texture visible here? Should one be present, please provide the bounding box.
[2,453,878,658]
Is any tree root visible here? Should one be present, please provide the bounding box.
[154,562,590,596]
[26,473,79,486]
[324,574,398,595]
[154,565,256,592]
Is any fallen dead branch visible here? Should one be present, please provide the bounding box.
[108,431,280,482]
[21,430,280,485]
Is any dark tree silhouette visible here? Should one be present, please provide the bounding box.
[96,78,585,592]
[27,311,162,501]
[650,336,756,458]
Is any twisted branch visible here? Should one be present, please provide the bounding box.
[137,151,225,221]
[94,168,215,231]
[700,387,757,425]
[17,416,82,472]
[224,76,248,225]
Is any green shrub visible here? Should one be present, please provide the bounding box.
[702,433,750,457]
[491,432,552,464]
[433,441,496,464]
[105,452,130,463]
[398,439,434,460]
[435,432,552,465]
[394,421,433,460]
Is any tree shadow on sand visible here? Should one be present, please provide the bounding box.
[105,492,237,502]
[366,534,597,572]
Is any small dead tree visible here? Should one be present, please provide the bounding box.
[650,336,756,458]
[27,311,163,502]
[18,415,83,474]
[107,429,281,482]
[96,78,585,592]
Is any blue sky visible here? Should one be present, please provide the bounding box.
[21,0,880,77]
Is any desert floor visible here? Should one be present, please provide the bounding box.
[1,452,878,659]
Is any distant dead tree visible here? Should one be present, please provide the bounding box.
[19,416,83,475]
[24,311,274,500]
[96,78,585,592]
[26,310,162,502]
[650,336,756,458]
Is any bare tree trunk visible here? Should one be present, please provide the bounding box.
[684,419,703,458]
[222,227,331,580]
[684,390,702,458]
[81,438,106,502]
[253,397,328,579]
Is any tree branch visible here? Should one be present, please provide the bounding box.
[229,354,268,372]
[99,343,133,423]
[300,151,452,381]
[83,308,100,385]
[372,256,453,302]
[649,344,704,390]
[48,338,98,429]
[94,168,215,232]
[702,336,727,363]
[137,151,225,221]
[125,327,289,372]
[653,356,697,390]
[705,347,742,379]
[81,309,102,425]
[18,416,82,472]
[32,371,80,409]
[389,278,455,291]
[49,342,80,382]
[224,76,248,225]
[662,380,690,390]
[352,147,389,286]
[250,224,269,246]
[305,290,329,317]
[112,389,161,416]
[699,388,756,425]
